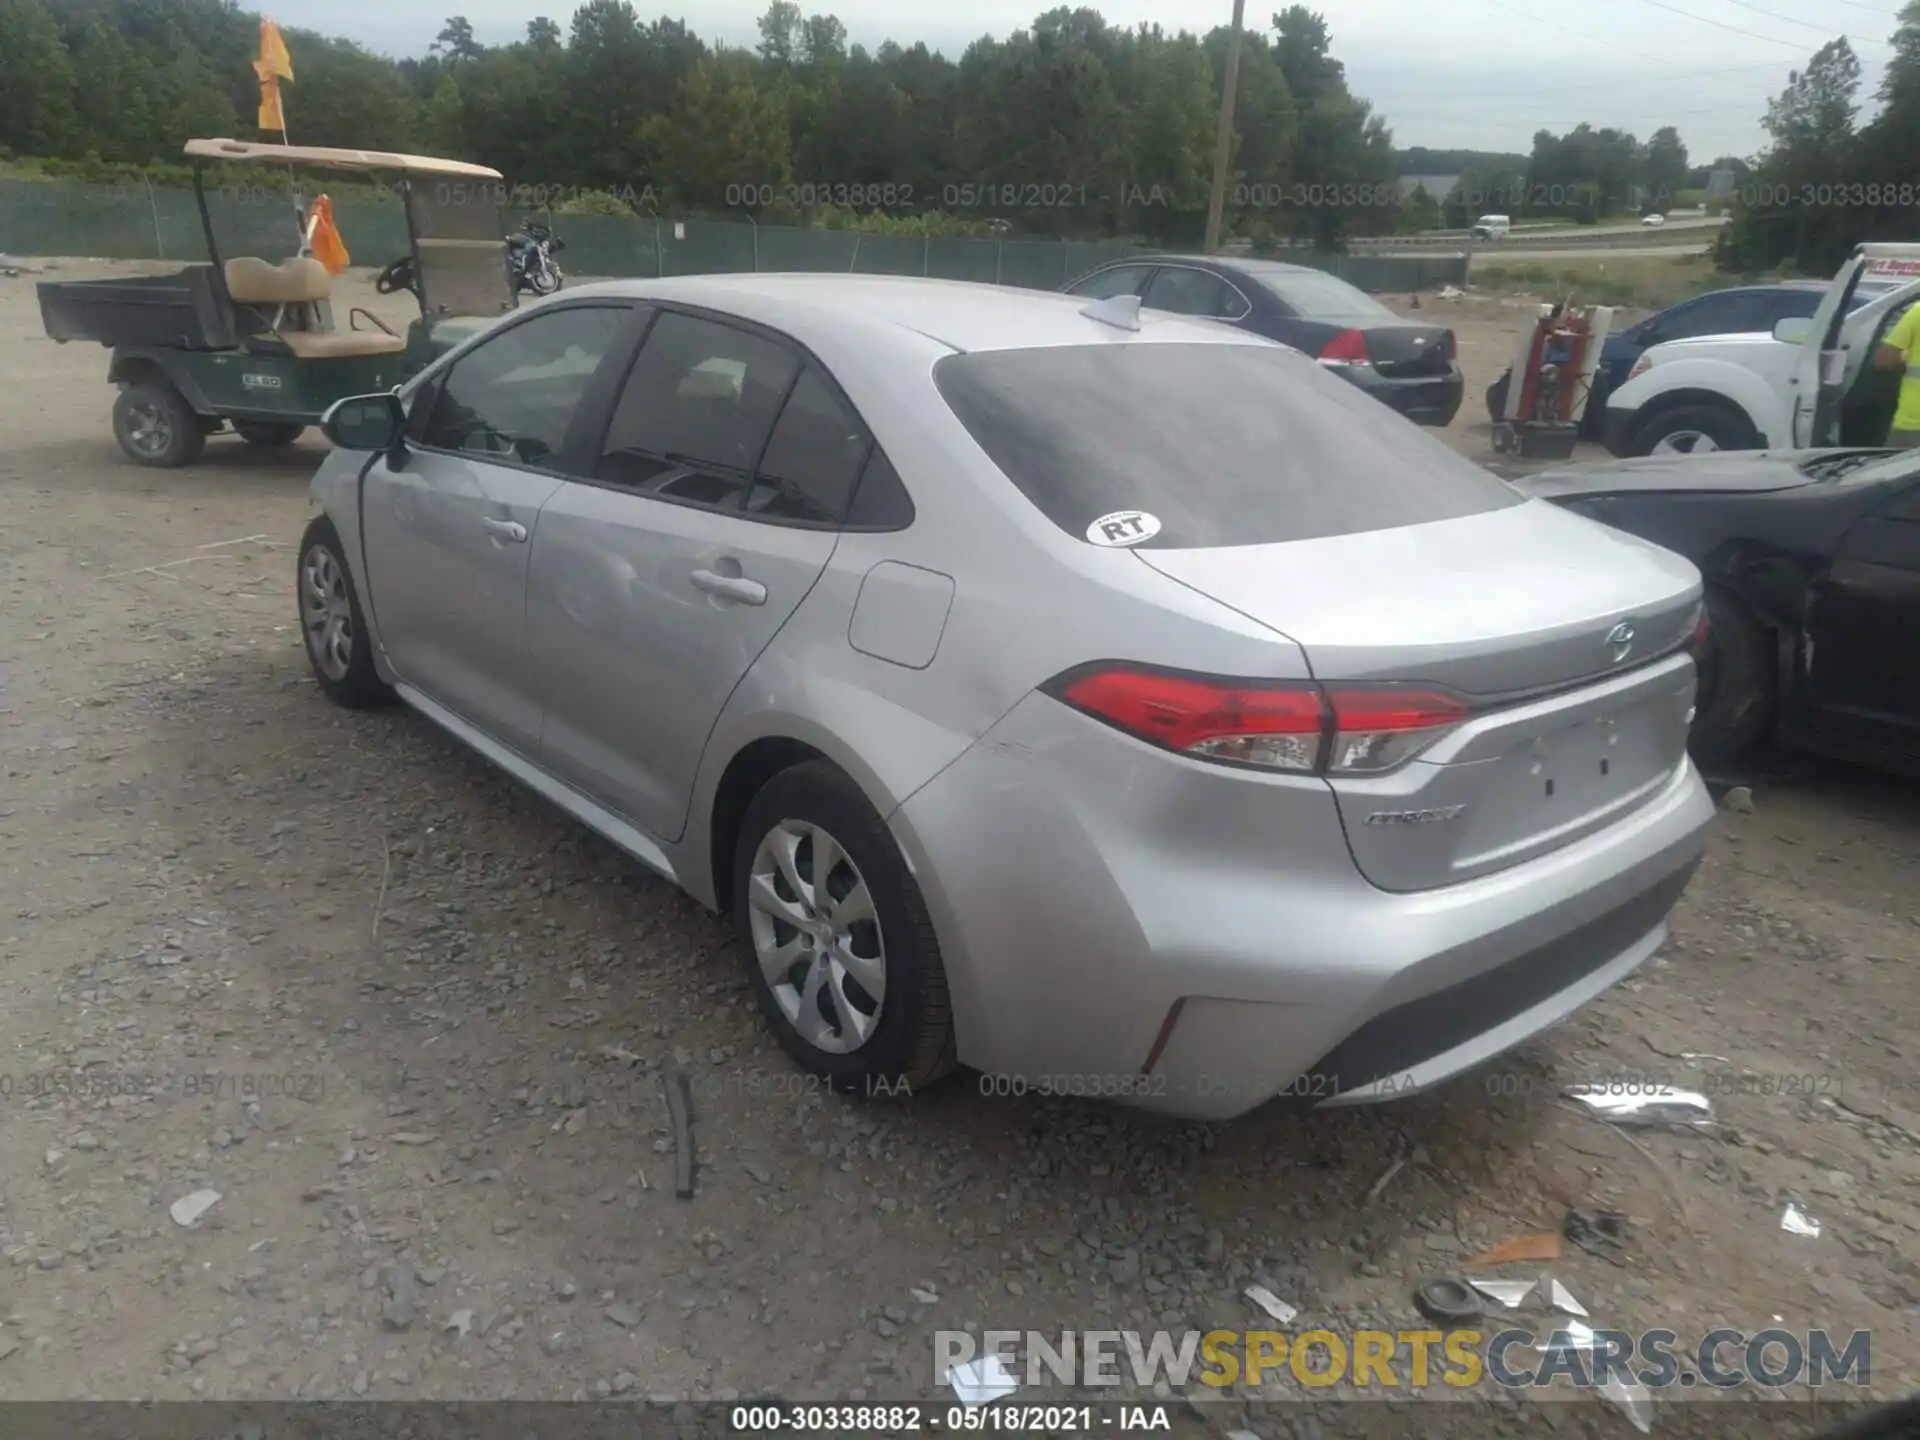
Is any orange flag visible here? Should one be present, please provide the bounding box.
[257,77,286,133]
[256,19,293,135]
[258,20,294,82]
[308,195,350,275]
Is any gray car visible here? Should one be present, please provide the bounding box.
[298,273,1715,1121]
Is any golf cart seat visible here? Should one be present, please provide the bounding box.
[225,255,407,359]
[225,256,331,305]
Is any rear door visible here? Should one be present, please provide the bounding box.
[360,301,635,754]
[1140,266,1253,324]
[525,308,855,842]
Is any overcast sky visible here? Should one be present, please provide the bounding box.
[267,0,1901,161]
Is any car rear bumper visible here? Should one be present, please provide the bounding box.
[1335,363,1464,426]
[890,691,1714,1121]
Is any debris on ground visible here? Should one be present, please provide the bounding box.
[1439,284,1465,299]
[1244,1284,1298,1324]
[1414,1278,1484,1326]
[1545,1277,1589,1317]
[1563,1208,1630,1263]
[948,1354,1019,1406]
[1781,1203,1822,1238]
[168,1189,222,1228]
[665,1070,696,1199]
[1565,1084,1714,1128]
[1466,1232,1561,1266]
[1363,1154,1406,1206]
[1468,1279,1536,1309]
[1600,1373,1655,1433]
[1723,786,1756,814]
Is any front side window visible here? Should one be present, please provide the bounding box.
[419,305,626,467]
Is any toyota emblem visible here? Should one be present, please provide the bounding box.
[1606,622,1637,664]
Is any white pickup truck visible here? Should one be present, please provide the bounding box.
[1601,244,1920,457]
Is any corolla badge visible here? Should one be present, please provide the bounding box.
[1365,805,1467,827]
[1606,621,1637,664]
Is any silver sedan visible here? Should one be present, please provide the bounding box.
[298,273,1715,1120]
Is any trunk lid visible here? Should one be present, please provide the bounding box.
[1137,501,1702,892]
[1365,323,1454,377]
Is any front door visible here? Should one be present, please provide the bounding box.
[360,301,634,755]
[1802,475,1920,761]
[528,309,870,841]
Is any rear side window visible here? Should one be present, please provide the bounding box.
[934,343,1522,549]
[1251,269,1396,323]
[598,311,799,500]
[745,367,870,524]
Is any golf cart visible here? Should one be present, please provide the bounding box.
[37,138,519,468]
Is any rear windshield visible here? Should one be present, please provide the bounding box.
[1249,269,1398,323]
[934,342,1523,549]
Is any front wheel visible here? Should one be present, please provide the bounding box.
[297,517,394,709]
[1691,588,1773,767]
[1631,402,1757,458]
[235,421,306,448]
[112,379,206,468]
[732,762,956,1095]
[529,262,562,296]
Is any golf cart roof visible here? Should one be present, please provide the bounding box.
[183,138,502,180]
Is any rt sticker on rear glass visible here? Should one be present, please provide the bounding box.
[1086,511,1161,547]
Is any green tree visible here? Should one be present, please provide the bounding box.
[0,0,78,155]
[1643,125,1689,210]
[641,54,791,209]
[1720,38,1862,269]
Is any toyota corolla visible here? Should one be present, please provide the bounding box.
[298,273,1714,1120]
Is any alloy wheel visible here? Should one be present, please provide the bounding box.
[126,402,172,458]
[747,820,885,1055]
[1651,430,1719,455]
[300,545,354,681]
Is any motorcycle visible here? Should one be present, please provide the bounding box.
[506,218,564,296]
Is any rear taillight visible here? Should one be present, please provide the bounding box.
[1325,687,1469,773]
[1442,330,1458,361]
[1684,603,1710,659]
[1050,666,1466,775]
[1318,329,1371,365]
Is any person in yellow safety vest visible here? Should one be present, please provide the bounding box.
[1872,300,1920,447]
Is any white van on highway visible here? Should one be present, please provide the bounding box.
[1470,214,1511,239]
[1600,243,1920,456]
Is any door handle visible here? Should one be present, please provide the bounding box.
[482,517,528,544]
[690,568,767,606]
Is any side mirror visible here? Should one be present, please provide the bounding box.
[1774,317,1813,344]
[321,390,405,452]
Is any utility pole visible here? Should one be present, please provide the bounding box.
[1203,0,1247,254]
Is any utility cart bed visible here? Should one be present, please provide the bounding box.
[38,267,237,350]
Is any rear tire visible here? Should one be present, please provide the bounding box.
[112,379,205,468]
[235,421,306,448]
[1631,402,1757,458]
[1691,588,1773,767]
[731,762,956,1096]
[297,516,394,709]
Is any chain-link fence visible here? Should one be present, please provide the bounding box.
[0,178,1469,292]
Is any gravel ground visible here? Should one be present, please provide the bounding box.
[1,262,1917,1433]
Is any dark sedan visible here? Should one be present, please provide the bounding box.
[1063,254,1462,426]
[1517,448,1920,778]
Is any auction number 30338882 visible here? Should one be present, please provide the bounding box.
[728,1404,1173,1431]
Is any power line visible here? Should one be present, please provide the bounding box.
[1705,0,1891,45]
[1628,0,1830,48]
